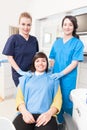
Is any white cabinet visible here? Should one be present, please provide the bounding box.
[0,62,15,99]
[77,56,87,89]
[71,88,87,130]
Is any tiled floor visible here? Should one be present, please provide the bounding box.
[0,97,17,121]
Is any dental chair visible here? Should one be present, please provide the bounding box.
[0,114,78,130]
[63,113,78,130]
[0,117,16,130]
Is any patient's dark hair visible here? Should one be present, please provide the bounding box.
[30,52,48,72]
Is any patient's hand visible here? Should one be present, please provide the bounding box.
[36,111,52,127]
[22,110,35,124]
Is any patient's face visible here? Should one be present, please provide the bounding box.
[34,58,47,73]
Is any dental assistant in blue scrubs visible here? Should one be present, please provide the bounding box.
[2,12,39,86]
[49,15,84,124]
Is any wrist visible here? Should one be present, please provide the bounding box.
[60,71,64,76]
[48,108,54,117]
[19,104,27,114]
[17,68,22,74]
[49,107,58,116]
[48,109,53,117]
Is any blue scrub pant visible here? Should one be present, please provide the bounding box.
[57,77,75,123]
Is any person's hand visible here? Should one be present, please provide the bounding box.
[50,72,64,80]
[22,110,35,124]
[36,111,52,127]
[17,68,32,77]
[48,66,53,74]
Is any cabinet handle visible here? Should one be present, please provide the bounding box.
[76,108,81,117]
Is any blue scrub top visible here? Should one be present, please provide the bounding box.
[49,37,84,89]
[2,34,39,86]
[49,37,84,73]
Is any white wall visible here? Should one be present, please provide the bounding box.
[26,0,87,38]
[27,0,87,19]
[0,0,87,56]
[0,0,31,58]
[0,0,87,97]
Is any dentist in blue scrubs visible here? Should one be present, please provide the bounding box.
[2,12,39,87]
[49,15,84,125]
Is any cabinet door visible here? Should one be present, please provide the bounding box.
[0,63,15,99]
[77,57,87,88]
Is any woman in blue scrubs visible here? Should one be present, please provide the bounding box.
[2,12,39,86]
[49,15,84,125]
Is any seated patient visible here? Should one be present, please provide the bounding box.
[13,52,62,130]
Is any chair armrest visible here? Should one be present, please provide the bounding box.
[63,113,78,130]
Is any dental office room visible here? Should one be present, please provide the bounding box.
[0,0,87,130]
